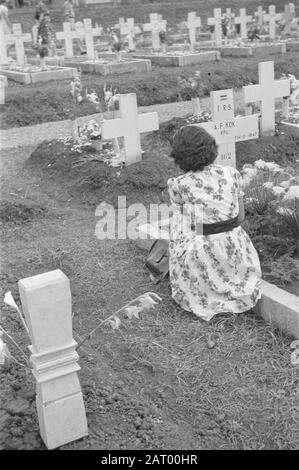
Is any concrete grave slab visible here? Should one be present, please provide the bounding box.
[0,65,77,84]
[65,58,151,75]
[131,51,220,67]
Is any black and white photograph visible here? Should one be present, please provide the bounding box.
[0,0,298,454]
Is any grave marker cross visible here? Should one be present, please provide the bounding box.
[56,22,79,58]
[264,5,282,39]
[207,8,222,47]
[255,6,266,27]
[283,3,296,22]
[143,13,167,50]
[101,93,159,166]
[193,89,259,168]
[187,12,202,52]
[120,18,140,51]
[81,19,103,60]
[6,23,31,66]
[235,8,252,39]
[243,61,290,136]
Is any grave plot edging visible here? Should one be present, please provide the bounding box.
[253,280,299,339]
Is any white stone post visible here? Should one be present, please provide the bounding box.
[18,269,88,450]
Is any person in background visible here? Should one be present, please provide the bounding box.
[36,10,55,68]
[167,126,261,321]
[0,0,12,63]
[63,0,85,54]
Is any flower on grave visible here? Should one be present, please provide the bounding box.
[177,71,202,99]
[263,181,274,190]
[271,186,286,197]
[79,120,102,140]
[103,84,119,112]
[159,30,167,44]
[109,29,122,52]
[70,69,83,104]
[85,89,101,112]
[283,185,299,201]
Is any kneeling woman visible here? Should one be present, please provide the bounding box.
[167,126,261,321]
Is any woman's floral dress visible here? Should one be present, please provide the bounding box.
[167,164,262,321]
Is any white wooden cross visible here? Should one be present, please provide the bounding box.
[235,8,252,39]
[187,12,202,52]
[56,19,102,59]
[207,8,223,47]
[101,93,159,166]
[193,89,259,168]
[243,61,290,136]
[56,22,80,58]
[283,3,296,22]
[283,3,296,34]
[143,13,167,50]
[120,18,140,51]
[264,5,282,39]
[0,75,8,105]
[18,269,88,450]
[6,23,31,66]
[254,6,266,27]
[81,19,103,60]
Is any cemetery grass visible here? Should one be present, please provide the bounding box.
[1,51,299,129]
[0,131,298,450]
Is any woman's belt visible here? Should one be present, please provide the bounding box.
[191,216,241,235]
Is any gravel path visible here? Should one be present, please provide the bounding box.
[0,90,244,150]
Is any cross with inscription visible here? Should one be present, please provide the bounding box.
[193,89,259,168]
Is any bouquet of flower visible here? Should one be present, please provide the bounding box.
[159,30,167,44]
[177,71,201,99]
[242,160,299,245]
[70,69,83,104]
[104,84,120,112]
[109,29,122,52]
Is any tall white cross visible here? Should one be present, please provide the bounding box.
[235,8,252,39]
[254,6,266,27]
[193,89,259,168]
[207,8,222,47]
[56,19,102,59]
[101,93,159,166]
[264,5,282,39]
[0,75,8,105]
[284,3,296,22]
[56,22,80,58]
[143,13,167,50]
[81,19,103,60]
[187,12,202,52]
[120,18,140,51]
[283,3,296,34]
[243,61,290,136]
[6,23,31,66]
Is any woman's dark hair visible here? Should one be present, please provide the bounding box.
[170,125,218,172]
